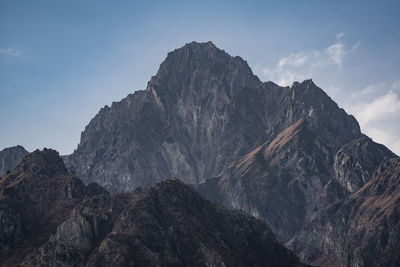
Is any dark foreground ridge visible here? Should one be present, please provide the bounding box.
[0,149,308,267]
[0,148,106,265]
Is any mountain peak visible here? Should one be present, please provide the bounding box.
[14,148,67,176]
[172,41,220,55]
[146,41,257,107]
[183,40,217,50]
[67,41,363,194]
[155,41,245,74]
[0,145,28,176]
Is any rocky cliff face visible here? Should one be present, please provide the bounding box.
[196,118,396,242]
[0,148,106,266]
[295,157,400,267]
[65,41,361,193]
[27,178,308,267]
[0,145,28,176]
[0,149,307,267]
[64,41,399,266]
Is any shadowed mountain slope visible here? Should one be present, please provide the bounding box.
[65,41,361,193]
[294,157,400,267]
[0,149,106,266]
[0,149,308,267]
[63,41,398,266]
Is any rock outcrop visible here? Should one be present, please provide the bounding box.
[0,145,28,176]
[295,157,400,266]
[0,149,106,266]
[0,149,307,266]
[197,121,396,243]
[27,178,308,267]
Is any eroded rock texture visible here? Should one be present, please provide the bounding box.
[295,157,400,267]
[0,145,28,176]
[0,148,106,266]
[64,41,399,266]
[65,41,362,192]
[0,149,307,267]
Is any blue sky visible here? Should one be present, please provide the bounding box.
[1,0,400,155]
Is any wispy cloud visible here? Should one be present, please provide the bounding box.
[258,65,310,87]
[254,33,360,86]
[345,81,400,155]
[0,47,23,57]
[351,90,400,125]
[313,38,360,69]
[278,52,308,68]
[336,32,345,40]
[252,33,399,154]
[325,42,345,68]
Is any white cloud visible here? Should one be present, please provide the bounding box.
[255,33,359,86]
[313,39,358,69]
[0,47,23,57]
[392,140,400,156]
[325,42,345,69]
[350,91,400,125]
[278,52,308,68]
[324,85,344,100]
[391,80,400,91]
[351,41,361,51]
[345,81,400,155]
[336,32,345,40]
[253,32,399,155]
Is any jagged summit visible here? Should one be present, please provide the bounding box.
[162,41,231,63]
[13,148,67,176]
[146,41,257,107]
[65,42,363,193]
[0,42,395,265]
[0,148,96,265]
[0,145,28,176]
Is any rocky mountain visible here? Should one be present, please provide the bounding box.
[0,149,308,266]
[0,148,106,266]
[0,145,28,176]
[293,157,400,267]
[196,121,396,242]
[65,41,362,193]
[64,41,399,265]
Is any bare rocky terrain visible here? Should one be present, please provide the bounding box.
[0,145,28,176]
[1,41,399,266]
[64,42,399,265]
[0,149,307,267]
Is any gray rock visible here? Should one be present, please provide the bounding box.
[0,149,106,265]
[296,158,400,266]
[333,135,395,193]
[64,41,398,265]
[65,42,361,193]
[26,179,308,267]
[0,145,28,176]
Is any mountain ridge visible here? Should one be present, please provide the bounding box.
[61,41,398,266]
[0,148,308,267]
[65,41,363,192]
